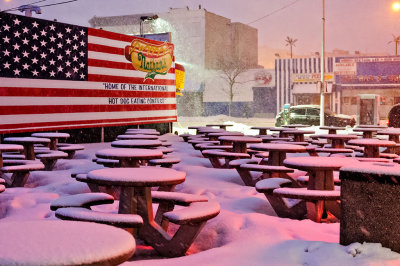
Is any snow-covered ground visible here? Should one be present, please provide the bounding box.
[0,120,399,265]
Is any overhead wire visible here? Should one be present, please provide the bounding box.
[1,0,77,13]
[247,0,303,25]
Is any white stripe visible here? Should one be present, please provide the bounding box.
[88,66,175,79]
[0,78,176,92]
[0,97,176,106]
[88,50,128,63]
[0,109,177,124]
[88,35,131,49]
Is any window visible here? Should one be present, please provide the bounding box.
[351,97,357,105]
[394,97,400,105]
[343,97,350,104]
[307,108,319,116]
[290,108,306,115]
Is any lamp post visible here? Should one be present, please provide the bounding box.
[320,0,326,126]
[140,15,159,37]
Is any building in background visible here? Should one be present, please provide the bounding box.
[89,6,260,117]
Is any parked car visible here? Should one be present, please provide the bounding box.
[388,104,400,127]
[275,105,356,127]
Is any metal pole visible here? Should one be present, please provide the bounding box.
[320,0,326,126]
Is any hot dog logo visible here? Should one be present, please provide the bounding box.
[125,38,174,80]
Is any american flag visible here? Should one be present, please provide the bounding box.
[0,12,177,134]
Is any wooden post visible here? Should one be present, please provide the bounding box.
[101,127,104,143]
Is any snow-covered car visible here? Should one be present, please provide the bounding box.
[275,105,356,127]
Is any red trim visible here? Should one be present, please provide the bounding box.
[0,116,177,134]
[0,87,176,98]
[0,104,176,115]
[88,74,176,85]
[175,63,185,72]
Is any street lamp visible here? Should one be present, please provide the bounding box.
[392,1,400,12]
[320,0,326,126]
[140,15,158,37]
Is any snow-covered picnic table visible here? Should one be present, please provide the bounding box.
[0,220,136,265]
[319,126,347,134]
[207,131,244,141]
[205,123,233,130]
[31,132,70,150]
[347,138,397,158]
[281,129,315,142]
[116,134,160,140]
[316,134,359,149]
[218,136,262,153]
[3,137,50,160]
[250,126,272,135]
[352,127,381,138]
[111,139,163,149]
[249,143,307,166]
[95,148,164,167]
[0,144,24,168]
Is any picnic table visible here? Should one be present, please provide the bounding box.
[249,143,306,166]
[319,126,346,134]
[377,128,400,153]
[116,134,159,140]
[0,220,136,265]
[348,138,397,158]
[281,124,309,128]
[282,129,315,142]
[31,132,70,150]
[218,136,262,153]
[207,131,244,141]
[357,124,388,129]
[268,127,295,138]
[0,144,24,168]
[283,156,358,222]
[125,129,160,135]
[111,139,163,149]
[95,148,164,167]
[206,124,233,130]
[4,137,51,160]
[352,127,380,138]
[250,126,272,135]
[316,134,358,149]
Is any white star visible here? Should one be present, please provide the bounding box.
[72,55,78,61]
[3,24,10,31]
[32,45,39,52]
[13,69,20,75]
[57,32,63,38]
[80,73,85,79]
[66,27,72,33]
[50,24,56,31]
[3,62,10,69]
[65,72,72,78]
[13,43,20,50]
[49,36,56,42]
[57,65,63,72]
[80,40,85,46]
[3,49,10,56]
[13,18,21,25]
[57,42,63,48]
[66,38,72,44]
[3,36,10,43]
[40,40,47,46]
[32,57,39,64]
[57,54,63,60]
[79,62,85,68]
[32,33,39,40]
[32,69,39,76]
[22,27,29,34]
[73,34,78,40]
[79,51,85,57]
[41,65,47,71]
[72,44,78,50]
[22,63,30,70]
[13,56,20,63]
[49,47,55,53]
[80,29,85,35]
[66,61,71,67]
[22,51,30,57]
[32,21,39,28]
[22,38,29,45]
[40,29,47,36]
[49,59,55,65]
[49,70,56,77]
[13,31,21,38]
[40,52,47,59]
[65,49,71,55]
[73,67,78,73]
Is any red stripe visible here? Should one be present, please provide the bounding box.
[0,116,177,134]
[0,104,176,115]
[88,28,169,46]
[88,43,124,55]
[0,87,176,98]
[175,63,185,71]
[88,74,176,85]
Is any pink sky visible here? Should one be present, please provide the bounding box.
[2,0,400,67]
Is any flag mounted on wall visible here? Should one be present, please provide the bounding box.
[0,12,177,134]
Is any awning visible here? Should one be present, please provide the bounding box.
[292,83,332,94]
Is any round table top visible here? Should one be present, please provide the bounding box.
[317,134,359,140]
[207,132,244,137]
[282,130,315,135]
[260,136,292,142]
[353,128,380,132]
[0,220,135,266]
[87,167,186,187]
[281,124,309,128]
[111,139,162,148]
[341,162,400,176]
[125,130,160,136]
[377,129,400,136]
[284,156,358,171]
[31,132,70,138]
[348,138,397,147]
[197,128,226,133]
[218,136,262,144]
[319,126,346,130]
[357,124,388,128]
[206,124,233,127]
[0,144,24,152]
[249,143,307,152]
[4,137,50,144]
[250,126,272,130]
[116,134,159,140]
[268,127,291,132]
[96,148,163,160]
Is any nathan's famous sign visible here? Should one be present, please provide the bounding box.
[125,38,174,80]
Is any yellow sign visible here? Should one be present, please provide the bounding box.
[292,73,333,83]
[124,37,174,80]
[175,63,185,95]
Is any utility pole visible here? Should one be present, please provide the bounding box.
[320,0,326,126]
